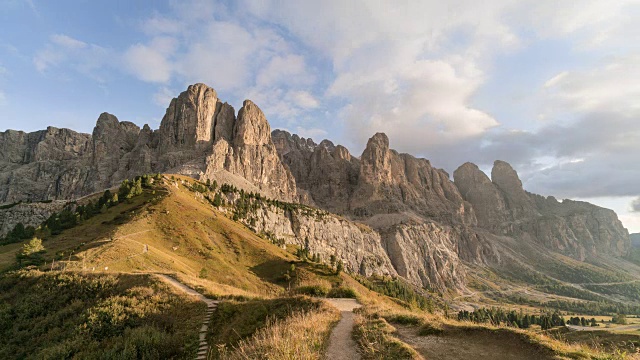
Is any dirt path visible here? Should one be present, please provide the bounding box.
[567,323,640,332]
[155,274,218,360]
[325,299,361,360]
[394,324,555,360]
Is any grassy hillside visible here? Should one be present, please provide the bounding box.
[0,270,203,359]
[1,174,638,359]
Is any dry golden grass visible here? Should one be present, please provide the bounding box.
[6,175,301,298]
[353,307,423,360]
[215,302,340,359]
[356,304,639,360]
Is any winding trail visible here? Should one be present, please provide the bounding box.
[566,323,640,332]
[325,299,362,360]
[155,274,219,360]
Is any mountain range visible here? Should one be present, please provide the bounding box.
[0,83,635,296]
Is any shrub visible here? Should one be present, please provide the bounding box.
[385,313,423,326]
[295,285,329,297]
[418,322,444,336]
[16,237,46,266]
[327,286,357,298]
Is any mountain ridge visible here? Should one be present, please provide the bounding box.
[0,83,633,294]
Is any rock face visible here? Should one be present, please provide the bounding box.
[237,204,397,278]
[0,83,297,204]
[273,130,493,290]
[0,201,68,236]
[202,100,297,201]
[273,130,475,224]
[1,82,631,293]
[454,160,630,259]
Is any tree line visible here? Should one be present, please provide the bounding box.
[1,174,162,258]
[457,307,566,330]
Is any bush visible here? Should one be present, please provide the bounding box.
[418,322,444,336]
[294,285,329,297]
[327,287,357,298]
[0,270,202,359]
[16,237,46,267]
[385,313,423,326]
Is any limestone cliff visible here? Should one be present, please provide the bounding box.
[273,130,476,225]
[0,201,68,236]
[454,160,630,259]
[0,82,632,294]
[0,84,297,204]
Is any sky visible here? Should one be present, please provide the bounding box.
[1,0,639,232]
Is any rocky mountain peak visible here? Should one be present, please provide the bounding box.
[158,83,219,152]
[1,82,632,295]
[333,145,352,161]
[360,132,391,182]
[454,162,490,185]
[491,160,523,192]
[95,112,120,128]
[453,162,507,229]
[367,132,390,151]
[234,100,272,146]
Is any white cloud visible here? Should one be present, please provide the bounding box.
[127,2,320,123]
[141,15,182,35]
[524,1,640,48]
[33,46,64,72]
[50,34,87,49]
[152,87,175,108]
[242,0,518,151]
[295,126,327,139]
[543,55,640,114]
[289,90,319,109]
[33,34,110,81]
[255,55,313,87]
[123,38,176,83]
[632,198,640,213]
[176,21,256,91]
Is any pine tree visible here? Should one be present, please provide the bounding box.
[213,193,222,207]
[16,237,46,266]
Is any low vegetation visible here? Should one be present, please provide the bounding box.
[0,174,161,248]
[0,270,203,359]
[208,296,339,359]
[352,307,422,359]
[356,275,435,311]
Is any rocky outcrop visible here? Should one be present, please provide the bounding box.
[0,201,68,236]
[234,203,397,278]
[0,84,297,204]
[454,160,630,259]
[453,162,508,230]
[274,130,476,225]
[272,130,358,212]
[202,100,297,202]
[158,83,219,152]
[273,130,488,289]
[0,127,92,203]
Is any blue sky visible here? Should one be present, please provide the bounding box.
[1,0,639,232]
